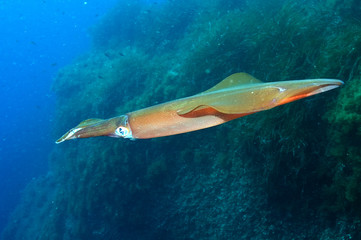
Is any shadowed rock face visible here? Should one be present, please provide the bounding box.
[2,0,361,239]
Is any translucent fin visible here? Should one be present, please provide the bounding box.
[177,102,245,116]
[177,76,344,117]
[178,105,218,117]
[178,73,263,116]
[203,72,262,94]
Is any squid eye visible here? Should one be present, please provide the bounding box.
[115,126,129,137]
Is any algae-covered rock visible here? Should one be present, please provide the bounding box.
[323,75,361,217]
[2,0,361,239]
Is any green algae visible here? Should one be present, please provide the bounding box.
[323,75,361,216]
[3,0,361,239]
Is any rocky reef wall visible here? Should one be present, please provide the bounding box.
[2,0,361,239]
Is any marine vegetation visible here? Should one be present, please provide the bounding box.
[323,75,361,217]
[2,0,361,239]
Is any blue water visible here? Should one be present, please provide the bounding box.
[0,0,119,233]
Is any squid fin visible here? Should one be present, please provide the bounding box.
[178,73,262,116]
[179,105,219,117]
[202,72,262,93]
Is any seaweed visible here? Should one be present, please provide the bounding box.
[322,75,361,217]
[3,0,361,239]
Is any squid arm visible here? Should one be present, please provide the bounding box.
[56,73,343,143]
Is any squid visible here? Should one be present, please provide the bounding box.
[56,73,343,143]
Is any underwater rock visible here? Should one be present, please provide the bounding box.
[3,0,361,239]
[323,75,361,218]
